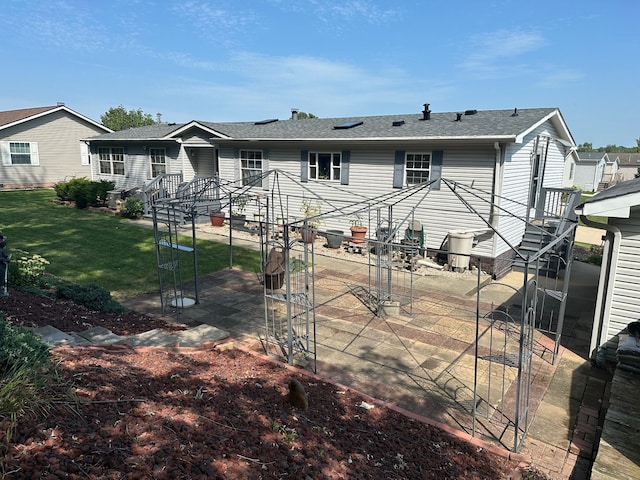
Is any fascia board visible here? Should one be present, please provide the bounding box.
[0,106,112,133]
[581,192,640,217]
[164,121,231,140]
[215,135,517,143]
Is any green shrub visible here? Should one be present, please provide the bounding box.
[122,197,144,219]
[54,178,115,208]
[53,280,124,313]
[0,319,50,373]
[0,317,59,447]
[7,249,49,287]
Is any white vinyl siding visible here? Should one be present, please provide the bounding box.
[603,215,640,346]
[0,109,107,187]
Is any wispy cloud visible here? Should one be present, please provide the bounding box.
[536,70,585,88]
[459,29,547,79]
[157,51,454,120]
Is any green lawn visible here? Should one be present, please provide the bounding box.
[0,190,260,298]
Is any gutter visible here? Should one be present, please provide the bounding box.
[580,214,620,361]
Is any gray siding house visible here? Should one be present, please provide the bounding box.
[577,178,640,359]
[86,105,577,275]
[0,105,111,189]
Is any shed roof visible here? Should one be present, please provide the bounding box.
[578,177,640,218]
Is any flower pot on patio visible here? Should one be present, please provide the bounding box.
[210,211,225,227]
[264,247,285,290]
[325,229,344,249]
[300,227,317,244]
[229,214,246,229]
[350,225,367,244]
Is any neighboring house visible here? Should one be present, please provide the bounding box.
[576,177,640,359]
[574,152,608,192]
[601,154,620,189]
[607,152,640,182]
[86,105,578,276]
[0,105,111,189]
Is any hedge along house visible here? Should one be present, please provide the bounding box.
[85,105,580,277]
[0,104,111,189]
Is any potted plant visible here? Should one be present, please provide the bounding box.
[209,210,225,227]
[350,214,368,243]
[230,195,248,229]
[325,229,344,249]
[300,198,322,243]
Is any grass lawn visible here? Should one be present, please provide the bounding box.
[0,189,261,298]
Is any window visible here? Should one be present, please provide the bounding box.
[1,141,40,165]
[240,150,263,185]
[405,153,431,185]
[309,152,341,181]
[98,147,125,175]
[150,148,166,177]
[569,163,575,180]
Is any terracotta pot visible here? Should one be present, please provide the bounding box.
[350,225,367,244]
[301,228,317,244]
[210,212,225,227]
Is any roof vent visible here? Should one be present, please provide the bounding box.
[334,121,363,130]
[392,120,405,127]
[254,118,278,125]
[420,103,431,121]
[511,108,519,117]
[455,113,463,121]
[464,109,477,115]
[291,108,299,120]
[56,102,65,106]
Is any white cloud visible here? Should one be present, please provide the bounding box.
[459,29,546,79]
[536,70,585,88]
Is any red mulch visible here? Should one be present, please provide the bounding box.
[0,290,527,479]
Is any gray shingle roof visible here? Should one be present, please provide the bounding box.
[583,177,640,204]
[89,107,561,142]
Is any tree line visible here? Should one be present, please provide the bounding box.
[577,139,640,153]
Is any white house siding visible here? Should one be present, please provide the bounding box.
[217,142,495,256]
[496,123,566,258]
[92,142,181,189]
[604,213,640,345]
[574,159,605,192]
[0,110,106,188]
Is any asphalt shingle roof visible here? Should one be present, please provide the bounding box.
[91,107,560,142]
[0,105,58,128]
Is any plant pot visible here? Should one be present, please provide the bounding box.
[350,225,368,244]
[264,271,284,289]
[301,228,317,244]
[325,229,344,249]
[209,211,225,227]
[229,214,246,229]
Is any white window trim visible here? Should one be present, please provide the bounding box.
[149,147,167,177]
[1,141,40,166]
[98,147,125,176]
[240,149,263,186]
[405,152,431,185]
[308,151,342,181]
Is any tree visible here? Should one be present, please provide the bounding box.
[296,111,317,119]
[101,105,158,131]
[576,142,593,152]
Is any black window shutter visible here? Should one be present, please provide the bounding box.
[393,150,405,188]
[431,150,443,190]
[300,150,309,183]
[340,150,350,185]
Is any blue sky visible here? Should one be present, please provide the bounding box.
[1,0,638,147]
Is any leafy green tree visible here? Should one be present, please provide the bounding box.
[297,111,317,119]
[576,142,593,152]
[101,105,158,131]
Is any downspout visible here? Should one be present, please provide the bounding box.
[490,142,504,254]
[580,214,620,364]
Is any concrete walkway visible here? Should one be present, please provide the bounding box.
[36,222,609,479]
